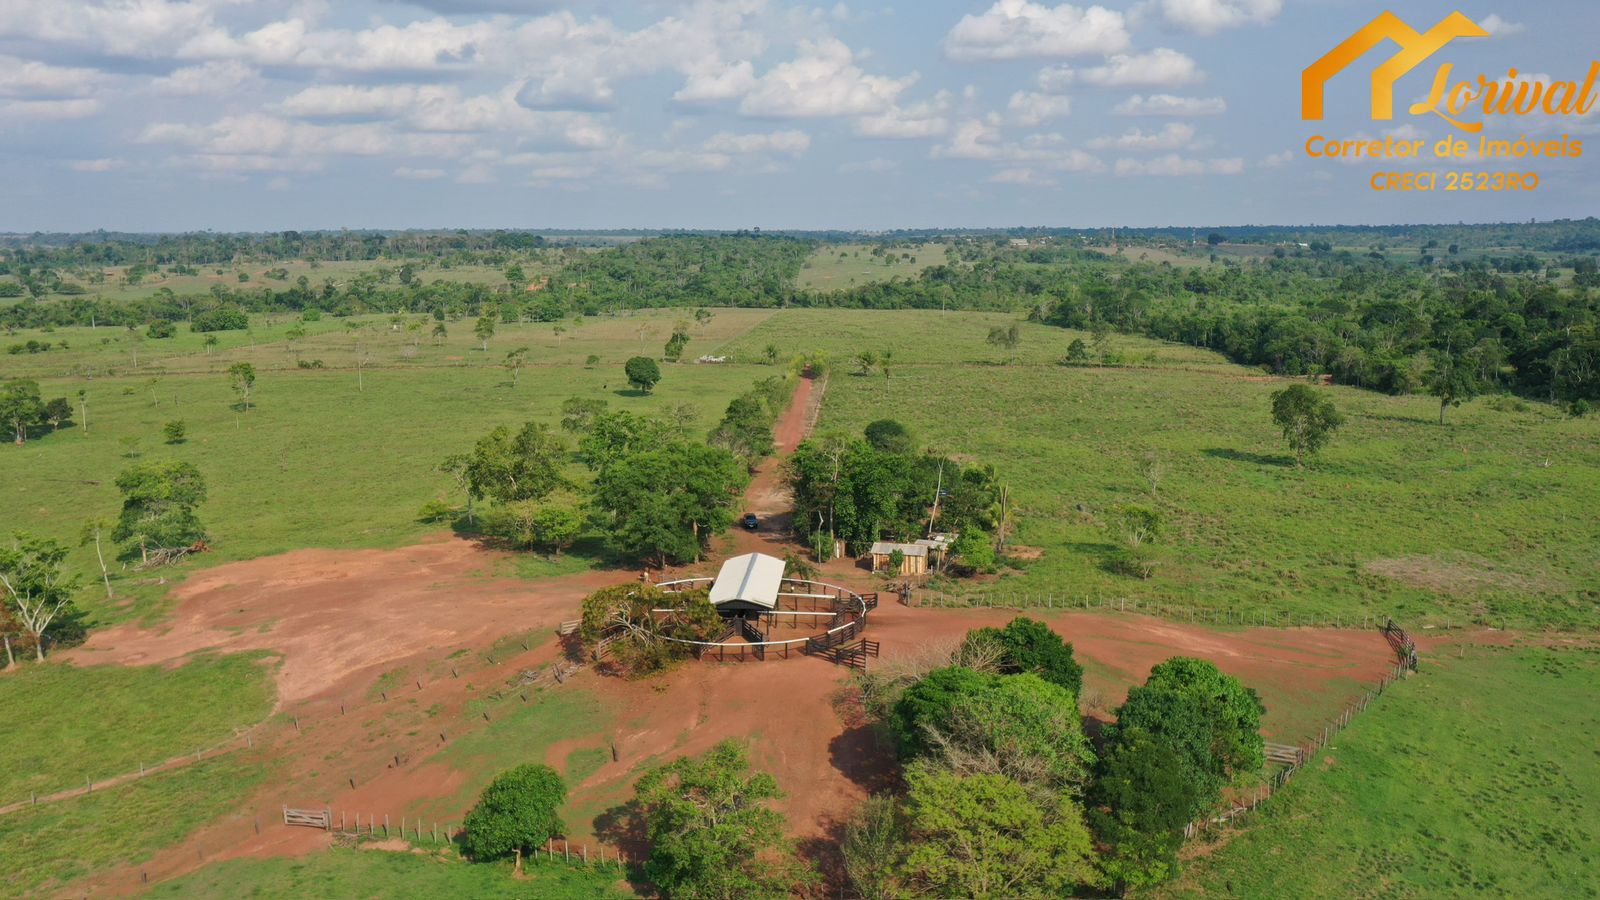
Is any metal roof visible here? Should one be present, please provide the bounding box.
[869,541,928,557]
[709,552,786,610]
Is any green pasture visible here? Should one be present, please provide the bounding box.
[0,757,272,898]
[810,317,1599,630]
[0,652,276,802]
[1165,645,1600,898]
[150,847,632,899]
[795,242,947,291]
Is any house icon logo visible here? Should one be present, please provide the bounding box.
[1302,11,1488,121]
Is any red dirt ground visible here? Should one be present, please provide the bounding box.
[64,369,1409,894]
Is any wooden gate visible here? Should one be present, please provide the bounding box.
[283,806,331,829]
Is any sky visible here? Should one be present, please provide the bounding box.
[1,0,1596,232]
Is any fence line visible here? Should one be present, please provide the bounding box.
[912,589,1477,633]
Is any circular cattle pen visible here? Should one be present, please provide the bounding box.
[655,552,880,667]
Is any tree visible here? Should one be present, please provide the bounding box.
[78,519,114,600]
[577,411,670,474]
[1111,657,1265,812]
[482,497,586,555]
[593,442,742,566]
[474,315,496,351]
[43,397,73,431]
[633,740,813,899]
[1063,338,1090,364]
[708,394,774,470]
[1269,383,1342,465]
[163,420,187,444]
[842,795,906,900]
[0,534,81,660]
[986,322,1021,353]
[1428,348,1483,425]
[625,355,661,393]
[431,320,448,344]
[202,333,219,355]
[664,328,689,362]
[578,582,721,674]
[1087,727,1200,892]
[891,666,995,757]
[899,767,1098,899]
[464,422,569,504]
[965,617,1083,698]
[112,460,208,564]
[460,764,566,863]
[503,346,529,387]
[919,673,1096,800]
[863,418,914,455]
[952,528,995,573]
[560,397,609,434]
[1,378,47,444]
[227,362,256,410]
[437,453,475,524]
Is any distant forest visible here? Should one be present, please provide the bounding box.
[3,221,1598,405]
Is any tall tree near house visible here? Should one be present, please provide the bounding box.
[504,346,530,387]
[0,533,81,660]
[227,362,256,410]
[112,460,208,565]
[1,378,47,444]
[78,519,113,600]
[474,315,496,351]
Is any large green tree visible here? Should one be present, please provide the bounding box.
[463,422,569,504]
[1269,383,1343,465]
[0,533,81,660]
[899,767,1098,899]
[632,740,813,899]
[708,394,775,470]
[1,378,47,444]
[964,617,1084,699]
[460,764,566,862]
[625,355,662,393]
[112,461,208,563]
[1086,727,1201,892]
[592,442,742,566]
[1111,657,1265,812]
[1428,348,1484,425]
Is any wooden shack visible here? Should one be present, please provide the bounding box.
[868,541,928,576]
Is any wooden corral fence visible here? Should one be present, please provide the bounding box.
[557,619,581,637]
[642,580,879,668]
[1381,618,1419,670]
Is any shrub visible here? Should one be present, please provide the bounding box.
[415,499,457,524]
[147,321,176,339]
[460,764,566,861]
[966,617,1083,698]
[864,418,915,454]
[191,307,249,332]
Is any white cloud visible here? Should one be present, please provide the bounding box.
[1,98,102,120]
[1007,91,1072,126]
[0,55,106,98]
[840,157,899,173]
[933,117,1103,172]
[1114,94,1226,116]
[1478,14,1525,36]
[68,157,124,172]
[1260,150,1292,168]
[943,0,1130,61]
[674,61,758,103]
[149,60,259,96]
[1088,122,1199,150]
[854,91,953,138]
[1048,48,1204,89]
[740,38,914,118]
[990,167,1056,185]
[394,167,447,179]
[1114,154,1243,175]
[1156,0,1282,35]
[703,129,812,155]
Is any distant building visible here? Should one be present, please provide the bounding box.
[868,541,928,576]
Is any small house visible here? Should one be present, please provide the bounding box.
[868,541,928,576]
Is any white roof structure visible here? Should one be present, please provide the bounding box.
[709,552,786,610]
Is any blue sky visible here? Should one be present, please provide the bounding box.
[1,0,1595,231]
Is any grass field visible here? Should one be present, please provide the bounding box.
[0,653,276,801]
[799,315,1599,630]
[795,242,947,290]
[149,847,632,898]
[1,310,777,625]
[1165,645,1600,898]
[0,757,272,898]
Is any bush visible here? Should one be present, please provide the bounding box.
[951,529,995,573]
[415,499,457,524]
[191,307,249,332]
[147,321,176,339]
[891,666,994,757]
[864,418,915,454]
[296,359,325,369]
[966,617,1083,698]
[460,764,566,861]
[1105,545,1159,579]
